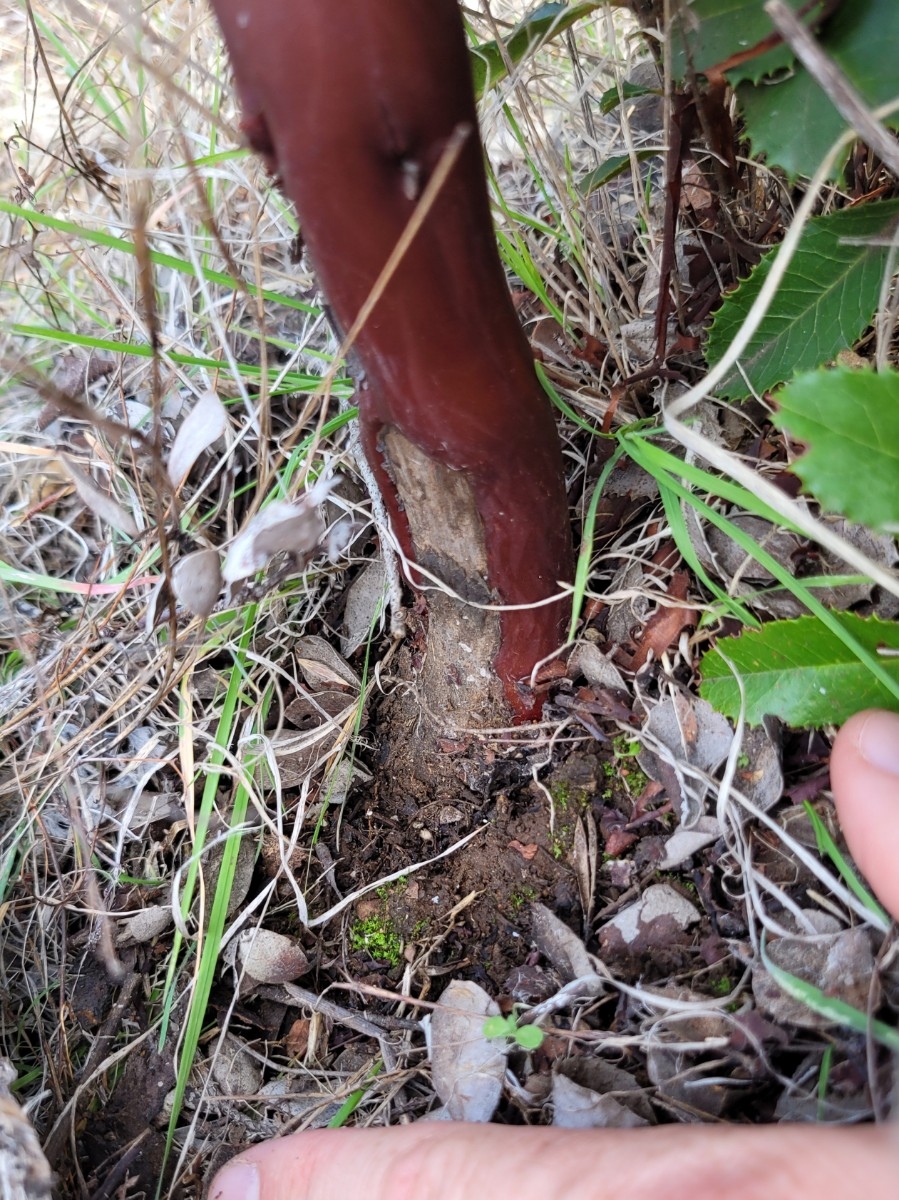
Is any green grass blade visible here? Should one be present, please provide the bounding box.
[568,444,624,641]
[326,1061,383,1128]
[621,434,899,707]
[760,935,899,1053]
[803,801,890,925]
[0,198,316,315]
[12,324,348,395]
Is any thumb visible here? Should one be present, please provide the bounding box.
[830,708,899,920]
[208,1122,899,1200]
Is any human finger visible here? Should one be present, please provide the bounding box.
[830,708,899,919]
[208,1120,898,1200]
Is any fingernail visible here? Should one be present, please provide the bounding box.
[858,710,899,777]
[211,1160,259,1200]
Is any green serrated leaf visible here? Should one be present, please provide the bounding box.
[577,149,660,196]
[773,367,899,532]
[670,0,812,86]
[706,200,899,399]
[700,614,899,727]
[737,0,899,179]
[470,2,600,100]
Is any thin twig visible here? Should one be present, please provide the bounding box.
[280,984,421,1034]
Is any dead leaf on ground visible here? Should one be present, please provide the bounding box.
[687,510,899,620]
[645,1014,733,1118]
[211,1032,262,1097]
[599,883,700,955]
[0,1060,53,1200]
[531,903,594,981]
[167,390,228,486]
[658,816,720,871]
[171,548,222,618]
[571,813,597,924]
[285,689,357,727]
[320,757,369,807]
[115,905,173,945]
[62,458,140,537]
[627,570,697,670]
[238,928,311,985]
[752,927,874,1030]
[735,721,783,812]
[502,965,557,1004]
[341,557,387,656]
[558,1057,655,1123]
[429,980,507,1122]
[295,634,361,692]
[569,641,628,691]
[639,693,733,825]
[552,1070,649,1128]
[223,479,336,584]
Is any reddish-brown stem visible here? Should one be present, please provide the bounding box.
[210,0,573,722]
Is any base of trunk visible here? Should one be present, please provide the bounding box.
[380,426,509,732]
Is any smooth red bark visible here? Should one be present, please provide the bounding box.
[210,0,573,718]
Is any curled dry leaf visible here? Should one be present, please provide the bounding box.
[295,634,361,691]
[171,548,222,618]
[530,902,594,982]
[223,481,336,583]
[237,927,310,984]
[429,980,507,1122]
[63,459,140,537]
[167,390,228,486]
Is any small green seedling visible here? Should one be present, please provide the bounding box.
[483,1012,545,1051]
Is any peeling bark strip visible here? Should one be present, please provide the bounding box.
[210,0,573,722]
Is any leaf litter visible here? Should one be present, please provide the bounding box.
[0,3,896,1196]
[166,390,229,487]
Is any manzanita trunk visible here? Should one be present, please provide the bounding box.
[210,0,573,727]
